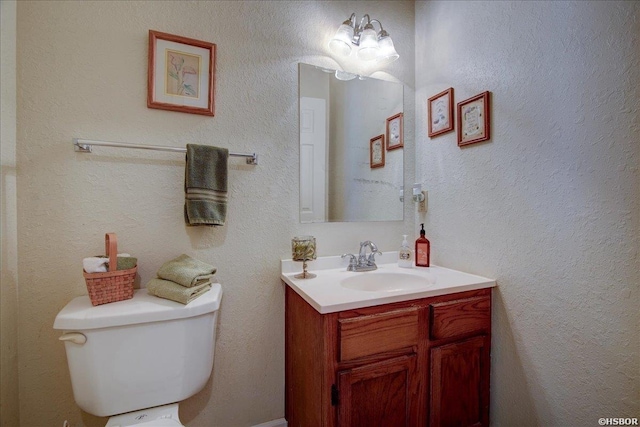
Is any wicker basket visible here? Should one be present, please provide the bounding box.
[83,233,136,306]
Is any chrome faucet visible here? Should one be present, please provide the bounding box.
[342,241,382,272]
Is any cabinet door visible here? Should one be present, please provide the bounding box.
[430,336,489,427]
[337,355,418,427]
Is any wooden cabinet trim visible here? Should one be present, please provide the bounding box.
[336,288,490,319]
[429,295,491,340]
[337,355,418,426]
[285,287,338,427]
[338,307,419,362]
[430,335,490,427]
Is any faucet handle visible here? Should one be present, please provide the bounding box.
[341,253,358,271]
[367,250,382,265]
[342,253,357,263]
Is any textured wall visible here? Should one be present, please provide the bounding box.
[1,1,20,426]
[15,1,414,426]
[415,1,639,425]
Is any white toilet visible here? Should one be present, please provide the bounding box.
[53,284,222,427]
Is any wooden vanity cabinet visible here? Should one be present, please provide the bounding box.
[285,286,491,427]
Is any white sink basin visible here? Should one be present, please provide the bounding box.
[341,271,435,292]
[281,252,496,314]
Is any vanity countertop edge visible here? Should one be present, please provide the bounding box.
[281,252,496,314]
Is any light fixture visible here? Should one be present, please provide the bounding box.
[328,13,399,65]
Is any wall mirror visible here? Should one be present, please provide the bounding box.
[298,63,404,223]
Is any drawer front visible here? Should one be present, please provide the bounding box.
[339,308,419,362]
[430,296,490,340]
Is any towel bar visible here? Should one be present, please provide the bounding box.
[73,138,258,165]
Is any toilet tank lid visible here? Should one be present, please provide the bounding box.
[53,283,222,330]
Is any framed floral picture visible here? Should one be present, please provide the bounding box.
[370,134,385,168]
[457,91,491,146]
[386,113,404,150]
[428,88,454,137]
[148,30,216,116]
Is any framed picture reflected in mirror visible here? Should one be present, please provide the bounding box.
[386,113,404,150]
[370,134,385,168]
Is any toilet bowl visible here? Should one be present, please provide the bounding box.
[54,284,222,426]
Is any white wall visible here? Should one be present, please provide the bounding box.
[15,1,414,426]
[0,1,20,426]
[415,1,639,425]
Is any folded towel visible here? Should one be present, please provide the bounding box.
[83,254,136,273]
[156,254,216,288]
[184,144,229,226]
[83,257,108,273]
[115,256,137,270]
[146,278,211,305]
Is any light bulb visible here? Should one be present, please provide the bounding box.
[329,23,354,57]
[376,35,399,65]
[356,27,379,61]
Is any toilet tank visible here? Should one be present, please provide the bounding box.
[53,284,222,417]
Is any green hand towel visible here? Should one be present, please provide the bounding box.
[115,257,137,270]
[184,144,228,227]
[157,254,216,288]
[93,255,138,271]
[146,278,211,305]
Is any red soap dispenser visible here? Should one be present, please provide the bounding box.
[415,223,430,267]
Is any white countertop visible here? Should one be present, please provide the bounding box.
[281,252,496,314]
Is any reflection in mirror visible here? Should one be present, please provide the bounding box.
[299,63,404,223]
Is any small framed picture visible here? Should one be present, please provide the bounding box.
[428,88,454,137]
[370,134,385,169]
[457,91,491,146]
[148,30,216,116]
[386,113,404,150]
